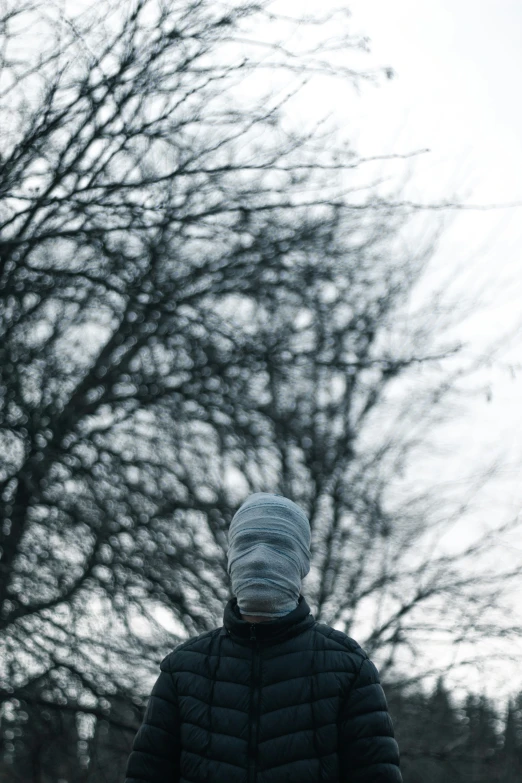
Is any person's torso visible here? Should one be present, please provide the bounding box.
[164,619,367,783]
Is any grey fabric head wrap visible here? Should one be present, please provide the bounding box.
[227,492,311,618]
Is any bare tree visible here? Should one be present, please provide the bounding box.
[1,3,521,776]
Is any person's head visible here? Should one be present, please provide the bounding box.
[227,492,311,619]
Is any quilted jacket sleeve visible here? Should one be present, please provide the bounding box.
[338,654,402,783]
[125,656,181,783]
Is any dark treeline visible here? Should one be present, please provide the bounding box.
[1,677,522,782]
[388,680,522,783]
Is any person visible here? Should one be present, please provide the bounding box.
[125,492,402,782]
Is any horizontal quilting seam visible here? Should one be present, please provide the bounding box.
[177,673,250,685]
[176,668,356,686]
[261,750,337,773]
[149,693,177,707]
[179,695,247,712]
[181,719,249,737]
[179,692,337,713]
[259,722,336,743]
[340,707,389,720]
[350,681,381,693]
[180,718,335,740]
[181,748,244,771]
[132,744,175,762]
[176,647,357,661]
[262,694,334,717]
[139,721,175,737]
[266,670,357,687]
[341,733,393,744]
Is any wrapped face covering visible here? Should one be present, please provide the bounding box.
[227,492,311,618]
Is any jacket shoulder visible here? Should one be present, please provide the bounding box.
[314,622,368,659]
[160,627,220,671]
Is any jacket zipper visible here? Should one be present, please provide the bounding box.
[248,624,261,783]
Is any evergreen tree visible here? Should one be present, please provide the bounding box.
[462,692,502,783]
[389,678,467,783]
[498,694,522,782]
[422,677,466,782]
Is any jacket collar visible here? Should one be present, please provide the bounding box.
[221,593,315,645]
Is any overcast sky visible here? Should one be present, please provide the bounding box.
[245,0,522,706]
[320,0,522,706]
[335,5,522,496]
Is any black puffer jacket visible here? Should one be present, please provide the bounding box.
[125,594,402,783]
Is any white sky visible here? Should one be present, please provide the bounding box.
[298,0,522,707]
[332,5,522,488]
